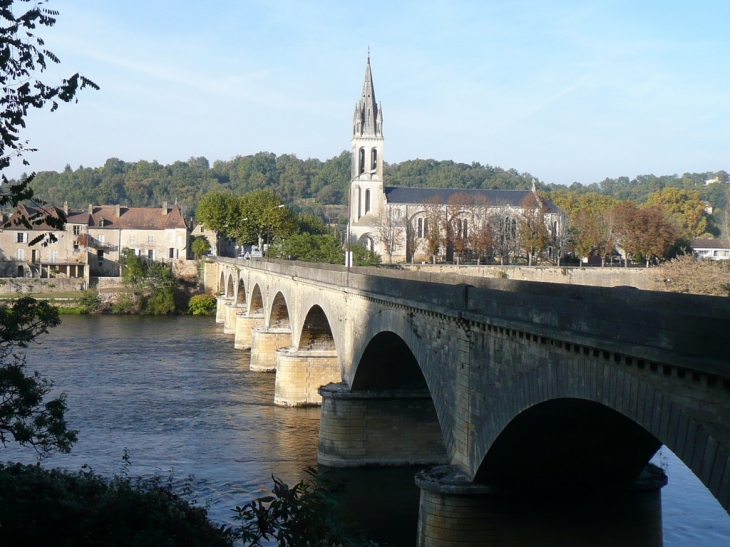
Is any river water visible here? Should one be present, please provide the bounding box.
[2,315,729,546]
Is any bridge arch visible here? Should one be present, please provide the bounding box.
[298,305,336,351]
[351,331,428,391]
[268,291,291,329]
[249,284,264,315]
[225,273,234,298]
[471,358,730,510]
[235,278,246,306]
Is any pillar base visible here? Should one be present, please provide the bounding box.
[318,382,448,467]
[233,313,264,350]
[415,464,667,547]
[223,303,243,334]
[215,297,232,324]
[250,326,293,372]
[274,347,340,407]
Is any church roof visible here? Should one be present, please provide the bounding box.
[384,187,560,212]
[353,57,382,138]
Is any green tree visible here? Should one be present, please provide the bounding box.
[352,243,381,267]
[0,297,77,457]
[196,192,238,237]
[238,190,294,249]
[119,248,147,296]
[645,187,709,240]
[274,233,343,264]
[191,236,211,259]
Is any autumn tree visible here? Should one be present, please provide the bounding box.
[447,193,474,262]
[424,197,443,262]
[644,188,710,240]
[614,202,677,266]
[651,254,730,295]
[374,206,404,264]
[518,193,550,266]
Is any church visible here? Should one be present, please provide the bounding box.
[347,57,564,264]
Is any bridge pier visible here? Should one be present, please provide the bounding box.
[215,297,232,324]
[223,303,244,334]
[414,464,666,547]
[250,326,293,372]
[234,313,264,350]
[318,382,448,467]
[274,347,340,406]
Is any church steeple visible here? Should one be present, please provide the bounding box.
[353,56,383,138]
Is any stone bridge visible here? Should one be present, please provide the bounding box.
[208,257,730,546]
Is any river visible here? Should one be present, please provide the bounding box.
[2,315,729,546]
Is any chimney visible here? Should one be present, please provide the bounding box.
[162,201,168,215]
[88,203,93,215]
[116,204,121,218]
[63,201,68,215]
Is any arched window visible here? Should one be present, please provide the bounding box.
[359,148,365,175]
[424,218,429,237]
[463,219,468,239]
[417,217,424,239]
[365,189,371,214]
[371,149,377,171]
[355,186,361,219]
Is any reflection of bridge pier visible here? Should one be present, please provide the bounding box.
[415,464,666,547]
[319,382,448,467]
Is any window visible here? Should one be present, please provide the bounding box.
[31,249,39,263]
[371,149,377,171]
[49,250,56,264]
[73,225,81,236]
[417,218,424,239]
[97,250,104,267]
[148,249,154,259]
[424,218,429,237]
[365,189,371,214]
[129,233,136,244]
[17,248,24,261]
[73,242,79,251]
[148,234,154,244]
[15,232,26,243]
[169,248,175,259]
[358,148,365,175]
[98,234,105,244]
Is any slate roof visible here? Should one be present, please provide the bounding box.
[691,239,730,250]
[383,187,560,213]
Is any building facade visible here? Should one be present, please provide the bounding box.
[0,202,191,279]
[348,58,564,264]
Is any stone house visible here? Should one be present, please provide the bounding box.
[348,57,563,264]
[0,201,191,279]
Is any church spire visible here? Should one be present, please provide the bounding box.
[353,56,382,137]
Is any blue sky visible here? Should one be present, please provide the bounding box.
[12,0,730,185]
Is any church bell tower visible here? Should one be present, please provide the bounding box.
[350,55,384,228]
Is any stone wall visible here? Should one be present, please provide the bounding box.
[0,277,86,294]
[401,264,654,290]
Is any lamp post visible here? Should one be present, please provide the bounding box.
[266,204,286,262]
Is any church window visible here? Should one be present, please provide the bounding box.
[371,149,377,171]
[365,189,371,214]
[359,148,365,175]
[417,218,424,239]
[462,219,468,239]
[424,218,429,237]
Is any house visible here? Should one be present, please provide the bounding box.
[347,57,564,264]
[691,239,730,260]
[0,201,192,279]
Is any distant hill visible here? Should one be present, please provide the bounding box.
[13,152,727,219]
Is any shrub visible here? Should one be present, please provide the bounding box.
[0,462,233,547]
[112,293,139,314]
[189,295,217,316]
[77,290,101,313]
[144,286,176,315]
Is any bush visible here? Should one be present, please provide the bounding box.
[112,292,139,314]
[0,462,233,547]
[77,290,101,313]
[144,286,176,315]
[189,295,217,316]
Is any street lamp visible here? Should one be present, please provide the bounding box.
[266,204,286,261]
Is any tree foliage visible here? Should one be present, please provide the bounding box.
[191,235,212,259]
[0,0,97,238]
[651,254,730,295]
[0,297,76,457]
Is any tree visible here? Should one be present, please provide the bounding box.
[0,297,76,457]
[0,0,97,236]
[518,193,550,266]
[274,233,343,264]
[238,190,294,249]
[651,254,730,295]
[191,236,211,259]
[645,188,709,240]
[374,206,404,264]
[196,192,238,237]
[424,197,443,262]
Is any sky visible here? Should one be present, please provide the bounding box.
[10,0,730,186]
